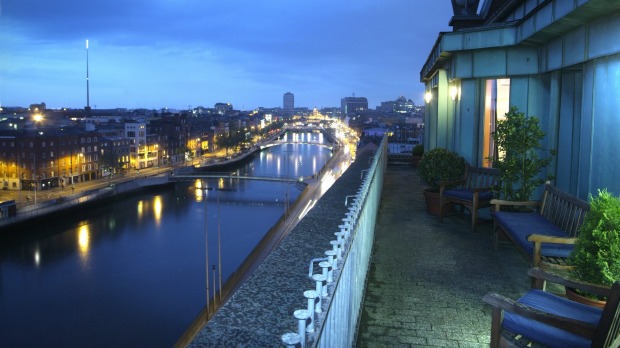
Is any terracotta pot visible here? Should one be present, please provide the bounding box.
[565,287,606,309]
[423,189,453,216]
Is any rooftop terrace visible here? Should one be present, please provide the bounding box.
[356,164,530,347]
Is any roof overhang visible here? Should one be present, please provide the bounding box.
[420,0,620,83]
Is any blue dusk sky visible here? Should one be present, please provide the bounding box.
[1,1,455,110]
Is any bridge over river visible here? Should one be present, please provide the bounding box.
[169,173,309,184]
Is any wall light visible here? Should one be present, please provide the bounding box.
[449,86,458,101]
[424,92,432,103]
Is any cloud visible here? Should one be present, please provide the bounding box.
[1,0,454,109]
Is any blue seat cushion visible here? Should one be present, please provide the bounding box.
[494,212,574,257]
[443,189,493,202]
[503,289,602,348]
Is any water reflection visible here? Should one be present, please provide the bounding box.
[34,247,41,267]
[153,196,163,224]
[137,200,144,219]
[77,224,90,268]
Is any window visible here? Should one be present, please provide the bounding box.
[482,78,510,167]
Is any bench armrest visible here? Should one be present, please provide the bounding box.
[483,292,597,339]
[528,235,577,268]
[527,235,577,244]
[528,267,611,299]
[490,199,540,211]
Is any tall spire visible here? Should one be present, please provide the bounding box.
[86,39,91,113]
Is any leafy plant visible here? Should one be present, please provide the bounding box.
[489,106,555,201]
[569,189,620,289]
[412,144,424,156]
[418,147,467,191]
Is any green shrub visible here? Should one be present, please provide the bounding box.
[418,147,467,191]
[412,144,424,156]
[569,189,620,288]
[489,106,555,201]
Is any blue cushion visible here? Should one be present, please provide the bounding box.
[494,212,574,257]
[443,189,494,202]
[503,289,602,348]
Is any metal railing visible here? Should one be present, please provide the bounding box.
[282,135,388,347]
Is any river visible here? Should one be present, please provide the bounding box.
[0,133,332,347]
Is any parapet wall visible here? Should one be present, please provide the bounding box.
[188,147,377,347]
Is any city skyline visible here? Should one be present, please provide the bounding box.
[1,0,454,110]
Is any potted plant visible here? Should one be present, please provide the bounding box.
[418,147,467,216]
[489,106,555,202]
[411,144,424,167]
[567,189,620,308]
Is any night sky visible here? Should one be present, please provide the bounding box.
[1,1,455,110]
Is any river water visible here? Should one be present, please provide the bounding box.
[0,133,332,347]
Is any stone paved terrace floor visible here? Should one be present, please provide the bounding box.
[356,164,531,348]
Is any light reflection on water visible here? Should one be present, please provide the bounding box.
[0,142,332,347]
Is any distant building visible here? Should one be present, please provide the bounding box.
[283,92,294,114]
[100,136,131,174]
[0,128,101,190]
[214,103,233,115]
[125,122,147,169]
[341,97,368,116]
[378,96,415,114]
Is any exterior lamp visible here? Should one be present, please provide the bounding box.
[424,92,432,104]
[449,86,458,101]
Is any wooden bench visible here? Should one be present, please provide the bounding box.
[439,166,500,231]
[491,184,589,269]
[483,267,620,348]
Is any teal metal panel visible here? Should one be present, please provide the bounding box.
[509,77,529,112]
[437,70,450,149]
[464,30,501,50]
[590,55,620,195]
[564,27,586,67]
[555,0,574,19]
[588,14,620,59]
[546,38,563,71]
[442,33,463,51]
[556,72,577,193]
[473,49,507,77]
[536,3,554,30]
[521,16,536,39]
[525,0,540,13]
[526,75,551,131]
[507,47,539,75]
[458,79,478,165]
[578,61,594,199]
[454,53,473,78]
[500,28,517,46]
